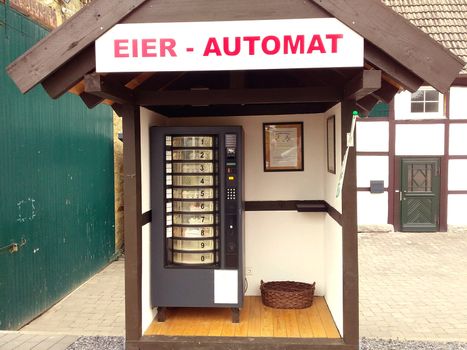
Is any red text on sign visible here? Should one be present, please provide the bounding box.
[114,38,177,58]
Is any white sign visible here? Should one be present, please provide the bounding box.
[95,18,363,73]
[214,270,238,304]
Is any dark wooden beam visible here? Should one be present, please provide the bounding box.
[41,45,95,99]
[84,73,135,105]
[121,104,143,343]
[372,80,400,104]
[312,0,464,93]
[123,0,329,23]
[137,87,341,106]
[6,0,148,94]
[344,70,381,101]
[340,99,359,347]
[365,43,424,92]
[149,102,334,117]
[356,95,380,113]
[80,92,106,109]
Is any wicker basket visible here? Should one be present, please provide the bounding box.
[260,280,315,309]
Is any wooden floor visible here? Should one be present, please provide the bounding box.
[145,296,341,338]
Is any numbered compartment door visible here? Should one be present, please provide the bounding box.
[165,135,219,266]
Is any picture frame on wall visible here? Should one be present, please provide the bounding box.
[327,116,336,174]
[263,122,304,172]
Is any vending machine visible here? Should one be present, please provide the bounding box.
[150,126,244,322]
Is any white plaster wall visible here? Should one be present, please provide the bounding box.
[244,211,325,296]
[140,108,168,212]
[394,89,445,120]
[395,124,444,155]
[357,191,388,225]
[323,104,343,336]
[448,159,467,191]
[357,156,388,188]
[324,215,343,337]
[356,121,389,152]
[324,104,342,212]
[169,114,325,200]
[449,87,467,119]
[448,194,467,225]
[140,108,168,334]
[449,124,467,155]
[141,223,155,333]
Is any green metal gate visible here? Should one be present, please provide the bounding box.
[0,3,115,329]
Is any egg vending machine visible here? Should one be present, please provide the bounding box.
[150,126,244,322]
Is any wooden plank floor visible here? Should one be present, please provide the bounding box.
[145,296,341,339]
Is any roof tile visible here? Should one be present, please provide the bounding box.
[382,0,467,72]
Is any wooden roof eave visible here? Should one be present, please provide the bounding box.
[6,0,149,94]
[310,0,465,94]
[6,0,464,101]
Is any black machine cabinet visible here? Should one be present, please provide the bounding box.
[150,126,244,322]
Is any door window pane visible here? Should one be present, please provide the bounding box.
[408,164,432,192]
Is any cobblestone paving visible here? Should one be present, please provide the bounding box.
[359,232,467,341]
[20,259,125,336]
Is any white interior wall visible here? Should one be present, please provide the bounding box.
[323,104,343,336]
[140,108,168,333]
[356,121,389,152]
[449,124,467,155]
[449,87,467,119]
[168,115,325,200]
[323,215,343,336]
[395,124,444,155]
[324,104,342,212]
[244,211,325,296]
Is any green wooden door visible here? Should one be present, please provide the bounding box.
[1,4,115,329]
[400,158,440,232]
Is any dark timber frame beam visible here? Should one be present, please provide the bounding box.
[41,46,96,100]
[341,99,359,347]
[137,87,341,106]
[344,70,381,101]
[119,104,143,348]
[312,0,465,93]
[372,80,400,104]
[84,73,135,105]
[364,43,424,92]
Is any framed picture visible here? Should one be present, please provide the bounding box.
[326,116,336,174]
[263,122,304,172]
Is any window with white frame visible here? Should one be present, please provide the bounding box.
[410,88,441,113]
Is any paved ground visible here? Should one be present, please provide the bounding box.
[359,231,467,341]
[1,232,466,349]
[20,259,125,337]
[0,332,77,350]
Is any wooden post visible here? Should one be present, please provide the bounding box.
[121,104,143,349]
[341,99,359,348]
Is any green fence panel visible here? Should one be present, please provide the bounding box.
[0,3,115,330]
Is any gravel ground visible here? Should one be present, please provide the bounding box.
[66,336,124,350]
[361,338,467,350]
[66,336,467,349]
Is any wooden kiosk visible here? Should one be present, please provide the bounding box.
[7,1,463,349]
